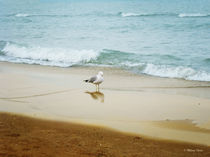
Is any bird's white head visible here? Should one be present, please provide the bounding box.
[98,71,103,76]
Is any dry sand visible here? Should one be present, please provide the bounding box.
[0,61,210,154]
[0,113,210,157]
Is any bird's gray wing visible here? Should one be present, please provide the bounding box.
[89,76,97,83]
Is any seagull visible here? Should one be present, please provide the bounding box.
[84,71,104,91]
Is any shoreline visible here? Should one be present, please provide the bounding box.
[1,60,210,83]
[0,61,210,146]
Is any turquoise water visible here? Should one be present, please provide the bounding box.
[0,0,210,81]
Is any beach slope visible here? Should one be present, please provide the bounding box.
[0,62,210,149]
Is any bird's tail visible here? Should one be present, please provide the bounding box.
[84,79,89,82]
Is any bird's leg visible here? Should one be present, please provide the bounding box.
[98,84,100,92]
[96,84,99,92]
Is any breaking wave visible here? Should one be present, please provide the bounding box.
[178,13,210,18]
[0,42,210,81]
[119,12,210,18]
[119,12,168,17]
[142,64,210,81]
[87,49,210,81]
[15,13,30,17]
[5,12,210,19]
[0,41,99,67]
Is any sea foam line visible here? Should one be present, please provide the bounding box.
[120,12,210,18]
[15,13,30,17]
[119,12,165,17]
[10,12,210,18]
[178,13,210,18]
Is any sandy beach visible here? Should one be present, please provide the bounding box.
[1,113,210,157]
[1,0,210,156]
[0,61,210,156]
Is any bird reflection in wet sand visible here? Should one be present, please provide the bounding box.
[85,91,104,103]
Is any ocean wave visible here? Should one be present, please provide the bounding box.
[106,61,210,81]
[142,64,210,81]
[9,13,71,18]
[0,43,209,81]
[118,12,180,18]
[15,13,30,17]
[178,13,210,18]
[88,49,182,66]
[119,12,165,17]
[120,12,144,17]
[89,59,210,81]
[119,12,210,18]
[0,41,99,67]
[9,12,210,19]
[87,50,210,81]
[12,12,114,18]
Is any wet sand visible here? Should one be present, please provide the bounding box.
[0,113,210,157]
[0,61,210,148]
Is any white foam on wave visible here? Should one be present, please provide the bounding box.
[120,12,148,17]
[1,42,99,67]
[178,13,209,18]
[1,42,210,82]
[15,13,29,17]
[142,64,210,81]
[187,72,210,82]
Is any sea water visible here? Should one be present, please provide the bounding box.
[0,0,210,81]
